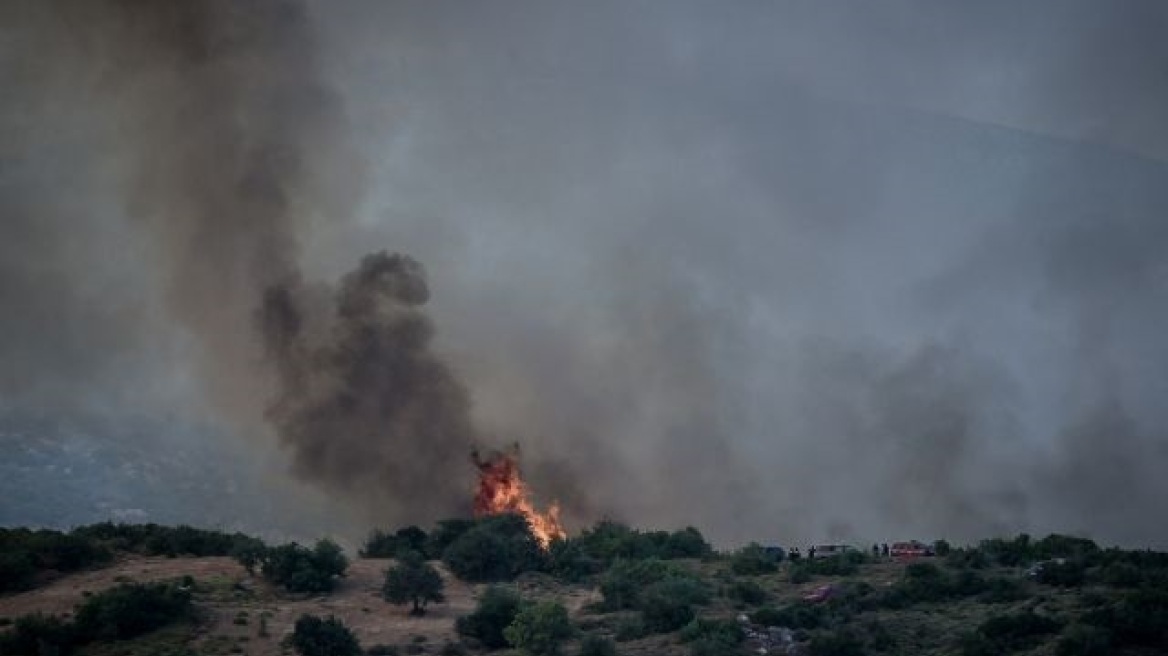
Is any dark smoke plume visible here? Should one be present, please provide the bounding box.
[260,252,476,520]
[7,0,481,525]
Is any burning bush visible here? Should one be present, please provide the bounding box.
[474,447,564,549]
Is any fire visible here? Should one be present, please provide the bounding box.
[472,445,565,549]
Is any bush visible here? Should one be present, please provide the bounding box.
[679,619,742,645]
[362,527,429,559]
[689,636,750,656]
[260,540,348,593]
[0,528,113,592]
[73,582,192,641]
[725,579,768,605]
[801,556,858,577]
[613,615,646,642]
[729,544,779,576]
[662,528,714,559]
[807,631,865,656]
[962,611,1061,655]
[290,615,362,656]
[544,539,602,583]
[0,613,78,655]
[567,522,713,567]
[598,559,689,610]
[748,604,824,630]
[579,634,618,656]
[1082,587,1168,649]
[455,586,521,649]
[383,551,445,615]
[638,585,696,633]
[442,515,543,583]
[72,522,263,559]
[683,620,746,656]
[503,601,574,656]
[0,582,191,655]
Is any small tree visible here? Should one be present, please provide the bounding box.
[456,586,522,649]
[383,551,446,616]
[503,601,574,656]
[290,615,362,656]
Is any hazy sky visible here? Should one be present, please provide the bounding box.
[2,1,1167,547]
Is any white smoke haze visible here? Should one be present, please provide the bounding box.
[2,0,1167,547]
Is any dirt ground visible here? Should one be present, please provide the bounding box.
[0,556,600,656]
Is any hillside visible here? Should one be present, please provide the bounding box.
[1,523,1166,656]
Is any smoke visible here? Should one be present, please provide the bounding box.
[4,1,1168,546]
[0,0,481,527]
[260,252,477,521]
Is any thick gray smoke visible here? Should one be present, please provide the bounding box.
[0,0,480,528]
[260,252,476,520]
[3,1,1168,547]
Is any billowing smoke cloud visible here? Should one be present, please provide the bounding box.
[4,1,1168,547]
[0,0,480,527]
[260,252,476,520]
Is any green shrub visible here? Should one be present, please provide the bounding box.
[945,547,989,569]
[544,539,602,583]
[962,611,1061,655]
[0,612,77,655]
[725,579,768,605]
[290,615,362,656]
[662,528,714,559]
[807,630,865,656]
[598,559,688,610]
[259,540,348,593]
[73,582,192,641]
[748,604,824,630]
[503,601,574,656]
[383,551,445,616]
[567,521,712,567]
[72,522,263,559]
[802,556,858,577]
[362,527,429,558]
[689,636,749,656]
[579,634,618,656]
[679,619,742,645]
[788,564,812,584]
[0,582,191,655]
[1082,587,1168,649]
[613,615,646,642]
[638,586,695,633]
[0,528,113,592]
[729,544,779,576]
[442,515,543,583]
[455,586,521,649]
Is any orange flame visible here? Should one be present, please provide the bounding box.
[472,445,565,549]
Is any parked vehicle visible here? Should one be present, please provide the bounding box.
[810,544,854,559]
[890,540,934,558]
